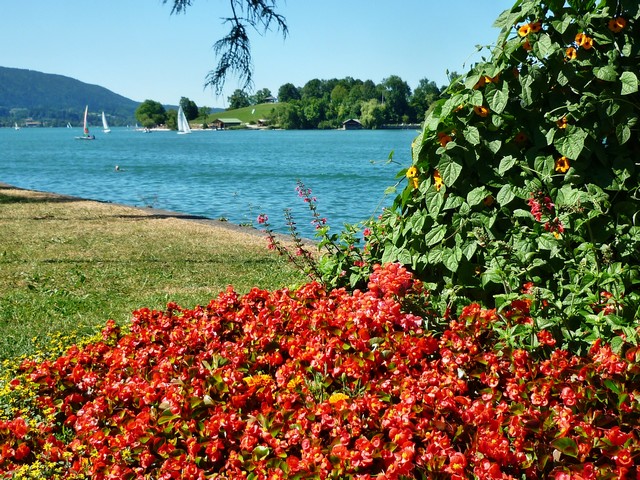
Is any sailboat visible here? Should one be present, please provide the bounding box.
[177,105,191,134]
[67,122,72,128]
[75,105,95,140]
[101,112,111,133]
[14,122,20,130]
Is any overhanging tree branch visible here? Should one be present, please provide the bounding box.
[164,0,287,95]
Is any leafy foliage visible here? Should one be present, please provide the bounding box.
[364,0,640,353]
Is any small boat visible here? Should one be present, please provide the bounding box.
[14,122,20,130]
[177,105,192,134]
[101,112,111,133]
[67,122,72,128]
[75,105,95,140]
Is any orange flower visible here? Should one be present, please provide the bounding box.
[565,47,577,61]
[474,105,490,117]
[529,21,542,33]
[556,117,568,129]
[523,39,532,51]
[454,103,465,112]
[514,131,528,144]
[483,195,495,207]
[518,24,532,37]
[608,17,626,33]
[437,132,453,147]
[575,33,594,50]
[555,156,570,173]
[433,170,444,191]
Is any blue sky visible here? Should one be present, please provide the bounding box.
[2,1,515,108]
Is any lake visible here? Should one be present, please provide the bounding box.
[1,127,417,237]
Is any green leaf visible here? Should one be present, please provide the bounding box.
[470,89,484,106]
[425,189,444,217]
[438,156,463,186]
[534,33,555,58]
[551,15,572,34]
[486,86,508,114]
[467,187,488,206]
[616,124,631,145]
[621,71,639,95]
[442,247,462,272]
[487,140,502,154]
[497,184,516,206]
[499,155,517,175]
[462,241,477,261]
[464,125,481,145]
[253,446,271,460]
[594,65,618,82]
[550,438,578,458]
[424,225,447,247]
[554,129,587,159]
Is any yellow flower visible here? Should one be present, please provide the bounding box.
[411,177,420,189]
[329,392,350,404]
[243,374,272,387]
[555,156,570,173]
[406,166,418,178]
[556,117,568,129]
[565,47,577,61]
[473,105,490,117]
[433,169,444,191]
[518,24,532,37]
[608,17,626,33]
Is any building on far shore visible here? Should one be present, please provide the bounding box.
[342,119,363,130]
[211,118,243,130]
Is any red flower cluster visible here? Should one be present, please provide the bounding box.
[1,264,639,479]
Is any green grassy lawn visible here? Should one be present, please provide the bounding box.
[0,186,307,361]
[205,102,280,125]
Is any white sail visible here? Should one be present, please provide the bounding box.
[14,122,20,130]
[102,112,111,133]
[75,105,95,140]
[177,106,191,134]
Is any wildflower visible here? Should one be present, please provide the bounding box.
[518,24,532,37]
[556,116,568,129]
[565,47,577,60]
[523,39,532,51]
[363,227,372,237]
[437,132,453,147]
[406,166,418,178]
[483,195,495,207]
[575,32,594,50]
[257,214,269,224]
[608,17,626,33]
[529,21,542,33]
[411,177,420,189]
[514,131,528,144]
[473,105,490,117]
[433,169,444,191]
[544,217,565,238]
[555,156,570,173]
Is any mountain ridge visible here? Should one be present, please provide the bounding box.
[1,66,156,127]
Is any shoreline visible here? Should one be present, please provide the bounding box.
[0,182,260,237]
[0,182,315,245]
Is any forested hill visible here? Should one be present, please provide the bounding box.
[0,66,139,127]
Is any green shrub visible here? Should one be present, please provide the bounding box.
[365,0,640,353]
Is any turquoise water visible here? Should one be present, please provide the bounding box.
[1,127,417,236]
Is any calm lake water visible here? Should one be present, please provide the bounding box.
[1,127,417,237]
